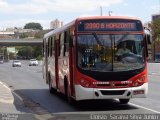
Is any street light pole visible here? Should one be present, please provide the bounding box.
[100,6,102,16]
[108,11,113,16]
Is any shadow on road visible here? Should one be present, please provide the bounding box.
[13,89,138,114]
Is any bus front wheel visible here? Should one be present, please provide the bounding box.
[119,99,130,104]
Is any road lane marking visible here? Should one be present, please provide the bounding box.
[129,102,160,114]
[0,81,11,91]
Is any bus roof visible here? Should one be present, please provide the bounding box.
[44,16,142,39]
[44,20,75,39]
[76,16,141,21]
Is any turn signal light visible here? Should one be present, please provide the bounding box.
[133,90,144,95]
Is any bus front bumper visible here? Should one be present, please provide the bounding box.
[75,83,148,101]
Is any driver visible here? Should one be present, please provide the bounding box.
[116,42,131,56]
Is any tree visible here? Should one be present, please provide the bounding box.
[17,46,34,59]
[16,46,42,60]
[151,18,160,41]
[32,46,42,59]
[150,18,160,60]
[24,22,43,30]
[34,30,45,38]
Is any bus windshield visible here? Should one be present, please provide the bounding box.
[77,34,145,72]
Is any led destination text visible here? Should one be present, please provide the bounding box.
[85,23,136,30]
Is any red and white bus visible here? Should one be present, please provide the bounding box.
[43,16,151,104]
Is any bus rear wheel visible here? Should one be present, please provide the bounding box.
[119,99,130,104]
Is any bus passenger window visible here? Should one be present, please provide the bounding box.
[64,30,70,57]
[60,33,64,57]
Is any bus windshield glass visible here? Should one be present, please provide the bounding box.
[77,34,145,72]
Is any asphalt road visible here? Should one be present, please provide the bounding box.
[0,61,160,119]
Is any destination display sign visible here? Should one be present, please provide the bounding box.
[77,19,143,32]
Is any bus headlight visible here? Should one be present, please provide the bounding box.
[80,79,91,88]
[137,75,146,82]
[133,75,146,87]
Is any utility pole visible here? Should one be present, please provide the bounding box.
[100,6,102,16]
[108,11,113,16]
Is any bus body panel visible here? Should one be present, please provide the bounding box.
[43,16,150,102]
[75,83,148,101]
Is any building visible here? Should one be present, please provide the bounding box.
[152,14,160,21]
[50,19,63,29]
[0,31,15,39]
[0,27,41,39]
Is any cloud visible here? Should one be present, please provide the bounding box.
[0,19,51,29]
[0,0,8,10]
[33,0,124,12]
[123,3,128,6]
[0,0,124,14]
[151,5,159,13]
[0,0,125,29]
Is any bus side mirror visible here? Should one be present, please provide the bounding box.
[144,27,152,44]
[146,34,152,44]
[144,34,152,59]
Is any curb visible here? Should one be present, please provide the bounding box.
[0,80,24,105]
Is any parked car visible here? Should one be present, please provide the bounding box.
[12,60,21,67]
[29,59,38,66]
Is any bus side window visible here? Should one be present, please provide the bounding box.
[52,36,55,56]
[50,37,52,56]
[60,33,64,57]
[47,38,50,57]
[42,39,45,57]
[64,30,70,57]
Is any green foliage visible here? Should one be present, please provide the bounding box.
[16,46,42,59]
[19,33,29,38]
[151,18,160,40]
[36,55,43,60]
[17,46,34,58]
[32,46,42,58]
[24,22,43,30]
[34,31,44,38]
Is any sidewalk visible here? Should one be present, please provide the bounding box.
[0,81,55,119]
[0,81,14,104]
[0,81,25,113]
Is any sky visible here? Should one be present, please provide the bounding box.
[0,0,159,30]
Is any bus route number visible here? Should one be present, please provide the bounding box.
[85,23,101,30]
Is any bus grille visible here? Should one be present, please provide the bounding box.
[100,90,125,95]
[97,84,128,87]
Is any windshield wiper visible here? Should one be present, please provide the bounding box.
[92,32,102,46]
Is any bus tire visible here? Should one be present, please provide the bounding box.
[119,99,130,104]
[48,73,55,94]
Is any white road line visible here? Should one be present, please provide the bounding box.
[129,102,160,114]
[12,91,23,102]
[0,80,23,102]
[0,81,10,91]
